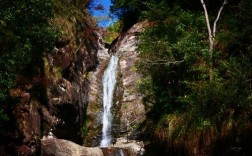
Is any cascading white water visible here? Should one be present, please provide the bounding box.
[100,55,119,147]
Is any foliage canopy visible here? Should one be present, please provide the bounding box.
[0,0,58,120]
[113,0,252,153]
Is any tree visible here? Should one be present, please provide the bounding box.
[112,0,252,154]
[200,0,228,80]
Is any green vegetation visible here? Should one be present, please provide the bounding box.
[0,0,58,120]
[104,20,122,43]
[112,0,252,154]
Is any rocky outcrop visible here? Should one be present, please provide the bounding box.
[112,22,148,138]
[41,137,103,156]
[85,22,148,147]
[41,137,144,156]
[0,4,149,154]
[0,1,99,155]
[84,36,110,146]
[111,137,145,155]
[42,1,99,146]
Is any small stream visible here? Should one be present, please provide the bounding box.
[100,55,119,147]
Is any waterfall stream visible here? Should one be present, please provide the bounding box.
[100,55,119,147]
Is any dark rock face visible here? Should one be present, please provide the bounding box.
[13,99,42,156]
[0,2,99,155]
[40,19,99,152]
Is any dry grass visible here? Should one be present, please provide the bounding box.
[44,57,62,81]
[151,109,252,155]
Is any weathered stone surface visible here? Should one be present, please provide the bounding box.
[13,99,42,156]
[112,22,148,137]
[0,2,100,155]
[41,137,144,156]
[42,18,99,145]
[84,36,110,146]
[35,3,101,148]
[85,22,148,147]
[41,137,104,156]
[111,137,145,156]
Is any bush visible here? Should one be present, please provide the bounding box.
[136,1,252,147]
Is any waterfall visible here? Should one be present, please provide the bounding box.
[100,55,119,147]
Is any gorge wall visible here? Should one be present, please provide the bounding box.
[0,0,100,155]
[85,22,148,146]
[0,0,149,155]
[40,21,148,155]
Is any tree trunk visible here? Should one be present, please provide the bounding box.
[200,0,228,80]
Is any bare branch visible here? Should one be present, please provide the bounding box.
[144,59,185,65]
[75,40,84,54]
[213,0,228,39]
[142,54,187,65]
[200,0,228,81]
[200,0,213,51]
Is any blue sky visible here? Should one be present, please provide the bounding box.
[88,0,117,27]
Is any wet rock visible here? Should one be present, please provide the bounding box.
[85,22,148,146]
[84,35,110,146]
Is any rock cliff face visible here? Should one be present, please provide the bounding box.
[85,22,148,146]
[0,3,149,154]
[112,22,148,138]
[0,1,100,155]
[43,8,98,145]
[84,36,110,146]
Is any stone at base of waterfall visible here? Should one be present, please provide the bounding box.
[112,137,145,156]
[41,137,144,156]
[41,137,103,156]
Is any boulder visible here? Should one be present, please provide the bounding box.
[41,137,103,156]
